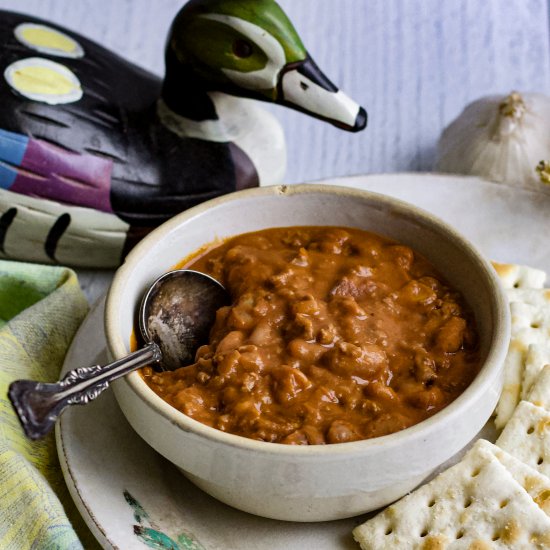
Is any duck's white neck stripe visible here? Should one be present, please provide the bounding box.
[157,98,232,142]
[199,14,286,90]
[157,93,286,186]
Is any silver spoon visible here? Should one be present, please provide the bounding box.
[8,269,229,440]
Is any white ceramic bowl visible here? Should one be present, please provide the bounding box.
[105,184,510,522]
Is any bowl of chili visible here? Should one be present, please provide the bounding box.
[105,184,510,521]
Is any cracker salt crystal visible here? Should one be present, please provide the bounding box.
[494,296,550,429]
[527,365,550,410]
[352,439,550,550]
[492,261,547,290]
[496,401,550,479]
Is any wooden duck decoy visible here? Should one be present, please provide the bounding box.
[0,0,367,267]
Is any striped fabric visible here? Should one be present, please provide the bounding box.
[0,260,98,549]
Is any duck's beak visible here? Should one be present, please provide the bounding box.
[277,55,367,132]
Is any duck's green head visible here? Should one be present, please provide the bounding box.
[165,0,367,132]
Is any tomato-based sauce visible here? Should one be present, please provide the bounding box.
[142,227,480,444]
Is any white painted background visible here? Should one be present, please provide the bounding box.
[1,0,549,184]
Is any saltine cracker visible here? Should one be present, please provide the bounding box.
[492,262,547,290]
[496,401,550,478]
[352,439,550,549]
[494,290,550,429]
[527,365,550,410]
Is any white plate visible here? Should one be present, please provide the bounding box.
[57,174,550,549]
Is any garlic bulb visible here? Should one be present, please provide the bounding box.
[436,92,550,189]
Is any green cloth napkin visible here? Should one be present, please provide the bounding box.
[0,260,100,549]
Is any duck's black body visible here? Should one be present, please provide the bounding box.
[0,10,256,235]
[0,1,366,266]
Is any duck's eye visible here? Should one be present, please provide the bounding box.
[233,39,253,58]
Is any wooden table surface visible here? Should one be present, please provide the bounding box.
[0,0,549,301]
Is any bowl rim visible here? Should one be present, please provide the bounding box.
[105,183,511,458]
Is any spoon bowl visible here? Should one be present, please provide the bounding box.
[140,270,228,370]
[8,269,229,440]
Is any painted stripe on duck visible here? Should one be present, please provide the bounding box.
[0,186,128,267]
[0,128,113,213]
[14,23,84,59]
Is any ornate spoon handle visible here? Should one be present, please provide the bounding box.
[8,343,161,440]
